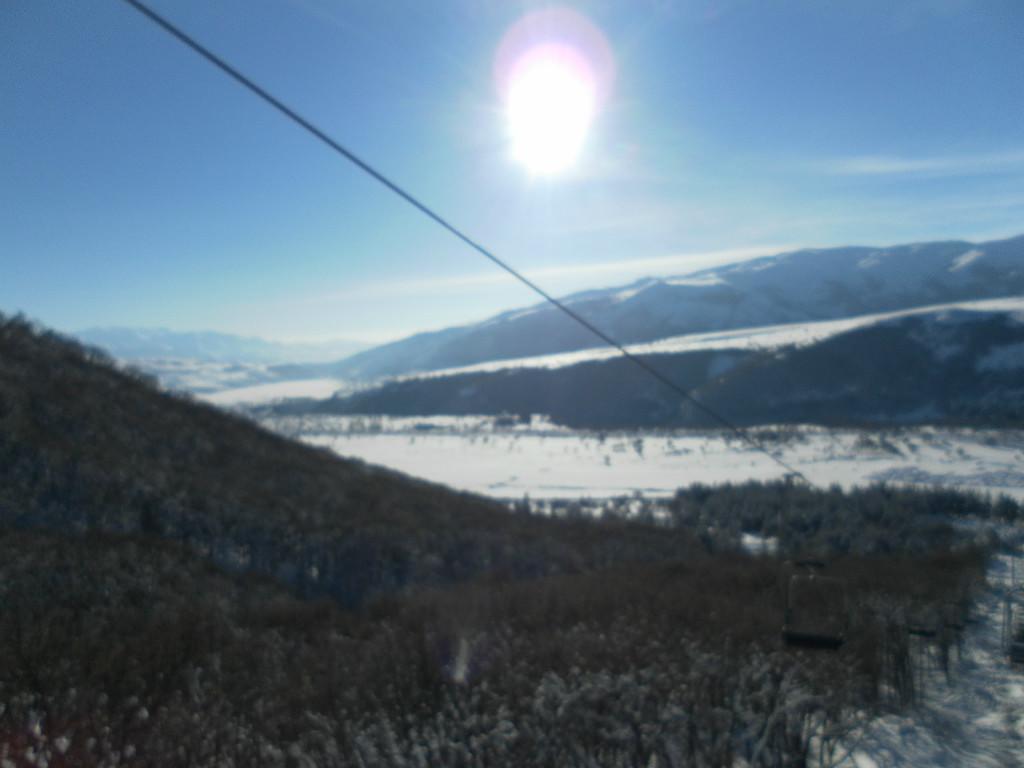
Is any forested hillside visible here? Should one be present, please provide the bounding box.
[0,516,992,767]
[0,313,696,606]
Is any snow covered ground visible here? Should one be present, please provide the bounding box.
[838,551,1024,767]
[263,416,1024,502]
[200,377,348,406]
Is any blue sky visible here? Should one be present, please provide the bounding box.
[3,0,1022,342]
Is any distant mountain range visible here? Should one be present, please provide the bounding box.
[328,234,1024,381]
[76,327,369,365]
[79,234,1024,419]
[288,303,1024,429]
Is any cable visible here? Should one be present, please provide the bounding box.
[116,0,812,484]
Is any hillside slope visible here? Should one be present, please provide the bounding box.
[328,234,1024,380]
[0,504,998,768]
[2,317,1018,768]
[0,314,694,605]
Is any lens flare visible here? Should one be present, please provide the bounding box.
[506,44,596,174]
[495,9,614,176]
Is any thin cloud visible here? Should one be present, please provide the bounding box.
[541,198,702,237]
[823,150,1024,177]
[526,244,791,281]
[299,244,791,306]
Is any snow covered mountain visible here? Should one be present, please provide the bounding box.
[330,234,1024,381]
[300,302,1024,429]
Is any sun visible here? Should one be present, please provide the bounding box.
[504,44,597,175]
[495,8,614,177]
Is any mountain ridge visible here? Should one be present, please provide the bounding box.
[327,234,1024,381]
[293,303,1024,430]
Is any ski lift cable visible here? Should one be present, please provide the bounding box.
[116,0,813,485]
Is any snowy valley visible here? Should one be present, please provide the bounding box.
[260,416,1024,504]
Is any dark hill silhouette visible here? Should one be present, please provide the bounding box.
[0,313,694,605]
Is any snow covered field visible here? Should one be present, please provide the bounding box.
[201,377,348,406]
[263,415,1024,502]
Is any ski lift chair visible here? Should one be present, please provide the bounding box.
[906,605,941,639]
[782,571,848,650]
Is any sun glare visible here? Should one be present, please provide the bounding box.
[495,8,614,177]
[505,45,596,175]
